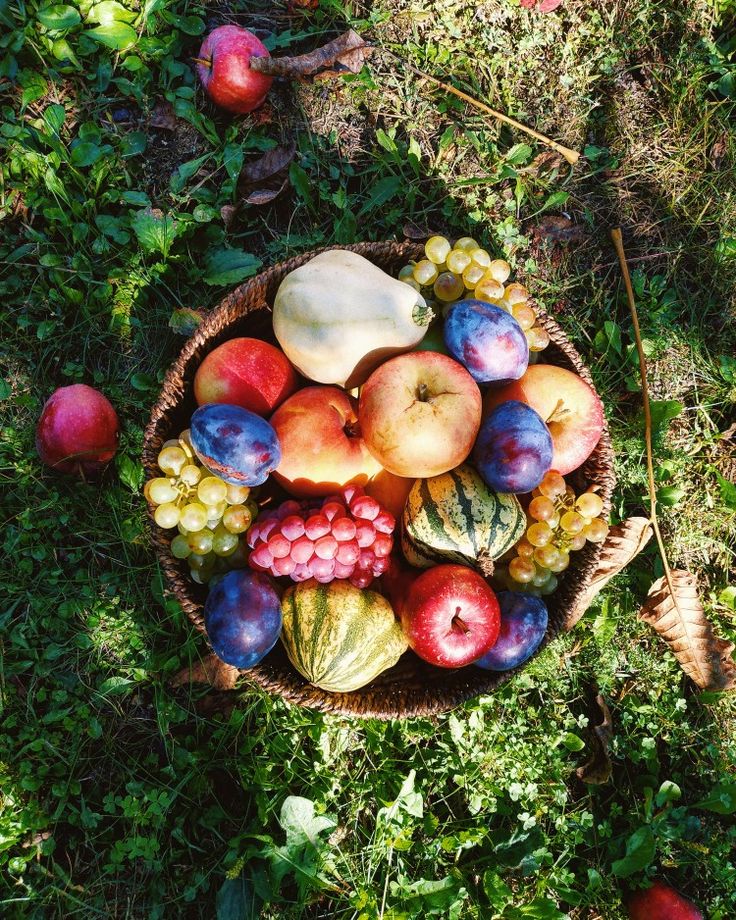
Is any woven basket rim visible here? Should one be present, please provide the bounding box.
[143,241,616,719]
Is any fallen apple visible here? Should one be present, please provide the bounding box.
[36,384,119,477]
[195,26,274,115]
[627,879,703,920]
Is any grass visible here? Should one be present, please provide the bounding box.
[1,0,736,917]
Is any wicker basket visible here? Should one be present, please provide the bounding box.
[142,242,615,719]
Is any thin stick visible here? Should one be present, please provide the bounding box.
[610,227,677,600]
[390,55,580,166]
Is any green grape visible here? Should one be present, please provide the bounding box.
[539,573,559,596]
[227,540,249,569]
[222,504,252,534]
[469,248,491,268]
[180,502,208,532]
[161,439,180,450]
[539,471,566,499]
[148,478,179,505]
[212,524,239,556]
[205,501,228,523]
[526,326,550,352]
[225,483,251,504]
[560,511,585,535]
[188,528,214,554]
[413,259,439,286]
[188,552,210,571]
[503,283,529,306]
[488,259,511,283]
[548,512,560,530]
[178,429,194,458]
[475,278,505,303]
[171,534,191,559]
[534,544,560,568]
[515,538,535,559]
[527,522,553,547]
[425,235,451,264]
[462,264,485,289]
[569,532,587,551]
[433,272,465,302]
[177,522,189,536]
[584,518,609,543]
[531,564,552,587]
[154,502,181,529]
[549,550,570,573]
[509,557,536,583]
[158,445,187,476]
[198,476,228,506]
[398,263,416,281]
[180,464,201,487]
[512,302,536,331]
[529,496,556,522]
[446,250,471,274]
[454,236,479,252]
[576,492,604,518]
[190,567,212,585]
[402,277,422,291]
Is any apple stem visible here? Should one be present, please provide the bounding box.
[416,383,430,402]
[452,608,471,635]
[192,57,211,69]
[546,398,570,425]
[477,551,495,579]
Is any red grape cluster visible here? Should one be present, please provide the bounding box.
[247,485,395,587]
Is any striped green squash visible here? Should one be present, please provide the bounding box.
[281,580,408,693]
[402,464,525,571]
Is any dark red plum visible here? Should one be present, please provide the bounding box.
[204,570,282,668]
[444,299,528,384]
[473,400,552,493]
[474,591,548,670]
[190,403,281,486]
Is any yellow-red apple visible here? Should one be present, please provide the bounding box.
[359,352,481,478]
[270,386,381,498]
[483,364,604,475]
[365,469,415,520]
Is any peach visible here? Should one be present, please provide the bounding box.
[194,337,298,416]
[270,386,382,498]
[359,352,481,478]
[483,364,604,475]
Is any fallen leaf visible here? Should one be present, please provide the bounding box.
[249,29,373,81]
[169,653,239,690]
[169,308,204,336]
[565,517,653,630]
[288,0,319,8]
[150,99,179,131]
[402,221,434,241]
[531,215,585,244]
[244,179,289,206]
[719,422,736,441]
[220,204,237,229]
[240,142,295,186]
[576,694,613,784]
[525,150,564,176]
[710,133,728,170]
[640,570,736,691]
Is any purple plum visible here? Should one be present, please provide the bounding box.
[474,591,548,670]
[474,400,552,493]
[443,299,529,384]
[190,403,281,486]
[204,570,282,669]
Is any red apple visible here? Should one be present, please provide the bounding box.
[194,337,298,416]
[483,364,604,475]
[36,384,119,477]
[270,386,382,498]
[196,26,273,115]
[359,352,482,478]
[401,564,500,668]
[627,880,703,920]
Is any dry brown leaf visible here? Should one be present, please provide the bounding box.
[244,180,289,206]
[150,99,179,131]
[565,517,653,630]
[531,215,585,244]
[240,142,295,186]
[250,30,372,81]
[640,570,736,691]
[710,132,728,170]
[169,653,239,691]
[402,221,434,241]
[576,695,613,784]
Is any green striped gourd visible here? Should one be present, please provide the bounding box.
[281,580,408,693]
[402,464,525,573]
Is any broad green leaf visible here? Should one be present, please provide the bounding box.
[52,38,81,66]
[695,783,736,814]
[216,873,261,920]
[506,143,533,165]
[131,208,179,258]
[482,871,512,908]
[43,103,66,134]
[279,796,336,849]
[289,163,313,209]
[648,399,683,434]
[117,454,143,492]
[656,485,685,507]
[718,586,736,610]
[375,128,397,152]
[70,141,102,167]
[203,249,262,286]
[358,175,402,216]
[130,372,156,391]
[513,897,568,919]
[714,471,736,510]
[88,0,136,24]
[97,676,135,695]
[223,143,244,183]
[594,320,623,356]
[0,380,11,400]
[120,130,147,157]
[169,308,203,336]
[611,825,656,877]
[561,732,585,752]
[540,190,569,212]
[86,23,137,51]
[38,4,81,29]
[655,781,682,807]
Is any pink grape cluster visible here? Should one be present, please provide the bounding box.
[247,485,395,587]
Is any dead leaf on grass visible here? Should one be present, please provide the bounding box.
[244,180,289,206]
[520,0,564,11]
[525,150,564,176]
[640,570,736,691]
[169,653,239,690]
[238,142,295,207]
[576,695,613,784]
[402,221,435,241]
[249,29,372,81]
[150,99,179,131]
[220,204,237,229]
[169,308,204,336]
[710,133,728,170]
[531,215,585,244]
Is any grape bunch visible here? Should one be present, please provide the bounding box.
[398,235,550,353]
[248,485,395,587]
[144,430,259,584]
[501,470,609,596]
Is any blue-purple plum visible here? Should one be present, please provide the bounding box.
[473,400,552,493]
[204,570,282,668]
[474,591,548,670]
[444,299,529,385]
[190,403,280,486]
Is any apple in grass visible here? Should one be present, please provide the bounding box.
[483,364,604,475]
[195,26,273,115]
[36,384,119,477]
[627,880,703,920]
[270,386,382,498]
[359,352,482,478]
[194,337,298,416]
[400,564,501,668]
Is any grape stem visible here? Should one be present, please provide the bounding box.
[610,228,677,601]
[382,52,580,167]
